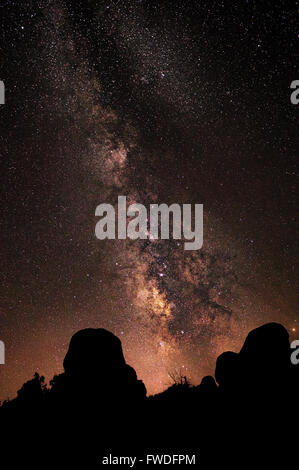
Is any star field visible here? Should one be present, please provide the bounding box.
[0,0,298,399]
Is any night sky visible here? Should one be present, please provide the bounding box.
[0,0,298,400]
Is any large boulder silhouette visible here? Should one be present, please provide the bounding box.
[239,322,290,388]
[46,329,147,463]
[63,328,126,376]
[239,322,290,365]
[199,375,218,389]
[215,351,240,392]
[59,328,146,406]
[215,323,291,399]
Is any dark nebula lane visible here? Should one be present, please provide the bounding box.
[0,0,297,400]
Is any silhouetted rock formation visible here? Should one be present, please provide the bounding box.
[199,374,218,394]
[213,322,296,468]
[239,322,291,390]
[215,351,240,393]
[64,328,126,374]
[0,322,297,469]
[216,323,293,400]
[62,328,146,404]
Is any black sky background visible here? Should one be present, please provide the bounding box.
[0,0,298,399]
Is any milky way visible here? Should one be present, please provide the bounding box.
[0,0,297,399]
